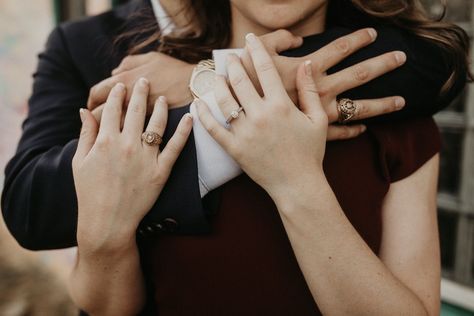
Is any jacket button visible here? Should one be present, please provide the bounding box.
[161,218,179,233]
[154,222,163,231]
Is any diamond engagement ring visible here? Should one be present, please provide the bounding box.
[225,107,244,124]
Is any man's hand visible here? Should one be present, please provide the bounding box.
[87,52,195,112]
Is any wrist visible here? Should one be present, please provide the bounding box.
[76,214,138,255]
[269,167,328,215]
[169,63,195,108]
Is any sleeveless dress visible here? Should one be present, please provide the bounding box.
[140,117,441,315]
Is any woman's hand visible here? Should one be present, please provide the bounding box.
[241,29,407,140]
[72,78,193,251]
[87,52,195,111]
[196,33,327,199]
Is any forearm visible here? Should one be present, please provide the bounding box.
[68,237,145,316]
[273,172,429,315]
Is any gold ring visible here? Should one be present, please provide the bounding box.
[141,131,162,146]
[337,98,358,124]
[225,107,244,124]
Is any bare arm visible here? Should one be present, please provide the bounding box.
[196,34,441,315]
[68,80,192,314]
[68,240,145,316]
[274,155,439,315]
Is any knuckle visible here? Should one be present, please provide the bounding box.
[79,126,89,137]
[353,65,369,82]
[120,141,136,157]
[121,56,132,67]
[129,102,146,114]
[96,135,111,150]
[388,99,400,112]
[166,142,181,156]
[316,82,330,97]
[389,53,401,67]
[357,103,368,117]
[333,38,350,55]
[252,113,268,128]
[229,73,246,88]
[216,93,235,110]
[257,60,274,73]
[275,29,292,40]
[205,124,219,138]
[339,127,350,139]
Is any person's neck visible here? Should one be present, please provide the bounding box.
[229,5,327,48]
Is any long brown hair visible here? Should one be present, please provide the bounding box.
[119,0,471,94]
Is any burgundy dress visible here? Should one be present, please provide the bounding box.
[142,117,441,315]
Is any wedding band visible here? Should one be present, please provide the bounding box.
[225,107,244,124]
[337,98,358,124]
[141,131,162,146]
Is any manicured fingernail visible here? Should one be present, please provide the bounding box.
[368,28,377,41]
[304,60,312,76]
[360,125,367,132]
[245,33,257,47]
[395,97,405,109]
[158,95,166,103]
[139,77,149,86]
[79,108,85,123]
[395,51,407,65]
[184,113,193,122]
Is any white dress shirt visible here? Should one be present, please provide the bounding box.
[151,0,243,196]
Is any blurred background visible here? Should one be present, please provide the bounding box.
[0,0,473,315]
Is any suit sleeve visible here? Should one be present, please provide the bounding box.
[1,26,209,250]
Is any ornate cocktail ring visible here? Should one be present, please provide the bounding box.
[337,98,358,124]
[141,131,163,146]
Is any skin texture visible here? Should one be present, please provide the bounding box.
[196,33,440,316]
[88,29,407,141]
[69,80,193,315]
[71,1,441,314]
[228,0,328,47]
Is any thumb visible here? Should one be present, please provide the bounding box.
[261,29,303,54]
[75,108,99,160]
[296,60,325,120]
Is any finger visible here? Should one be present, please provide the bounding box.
[261,29,303,54]
[91,104,105,124]
[296,60,325,119]
[75,108,99,159]
[322,51,407,96]
[195,98,234,147]
[112,53,153,75]
[143,96,168,152]
[226,55,261,110]
[327,96,406,123]
[159,113,193,173]
[122,78,149,138]
[214,75,245,120]
[87,77,117,110]
[245,33,287,100]
[308,28,377,73]
[98,82,125,136]
[327,124,366,141]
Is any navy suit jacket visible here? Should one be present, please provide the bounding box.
[1,0,466,250]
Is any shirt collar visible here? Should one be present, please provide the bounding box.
[150,0,176,36]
